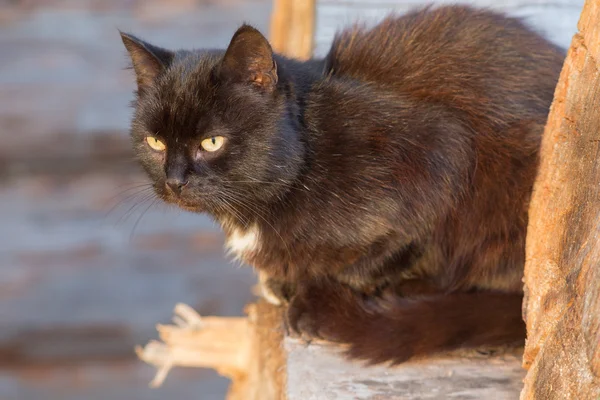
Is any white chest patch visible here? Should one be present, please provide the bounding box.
[225,225,261,259]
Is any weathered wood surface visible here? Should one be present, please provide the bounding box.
[313,0,583,57]
[285,341,524,400]
[521,0,600,398]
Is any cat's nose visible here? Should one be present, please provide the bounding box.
[165,178,188,195]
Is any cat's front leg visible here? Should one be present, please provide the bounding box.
[286,276,440,341]
[286,277,369,342]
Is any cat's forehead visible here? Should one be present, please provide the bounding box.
[139,52,224,135]
[158,51,222,103]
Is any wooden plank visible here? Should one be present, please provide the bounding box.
[521,0,600,397]
[270,0,316,60]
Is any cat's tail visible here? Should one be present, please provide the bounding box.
[287,281,525,364]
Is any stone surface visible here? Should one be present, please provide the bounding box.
[521,0,600,397]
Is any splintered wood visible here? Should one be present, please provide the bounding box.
[136,302,286,400]
[521,0,600,398]
[135,303,250,388]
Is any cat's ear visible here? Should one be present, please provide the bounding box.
[220,25,278,91]
[120,32,174,92]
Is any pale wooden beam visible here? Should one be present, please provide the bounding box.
[270,0,316,60]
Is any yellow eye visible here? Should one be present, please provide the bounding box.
[146,136,166,151]
[200,136,225,152]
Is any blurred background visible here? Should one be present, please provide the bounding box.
[0,0,583,399]
[0,1,270,399]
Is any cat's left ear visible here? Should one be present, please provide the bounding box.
[120,32,174,92]
[220,25,278,91]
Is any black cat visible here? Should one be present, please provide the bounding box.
[120,5,564,364]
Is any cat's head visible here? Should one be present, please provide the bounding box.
[120,25,304,218]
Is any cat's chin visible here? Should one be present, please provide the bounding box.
[176,203,205,213]
[160,195,206,214]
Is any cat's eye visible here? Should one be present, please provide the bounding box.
[146,136,166,152]
[201,136,225,152]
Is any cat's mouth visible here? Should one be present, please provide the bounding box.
[176,203,204,213]
[170,197,204,213]
[158,190,205,213]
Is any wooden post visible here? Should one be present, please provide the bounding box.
[521,0,600,397]
[269,0,316,60]
[136,302,287,400]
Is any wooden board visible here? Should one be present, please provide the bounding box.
[270,0,316,60]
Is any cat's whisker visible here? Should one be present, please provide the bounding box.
[220,179,294,187]
[105,189,154,221]
[113,181,154,191]
[103,185,155,218]
[129,197,159,241]
[117,194,155,225]
[114,191,157,227]
[214,194,250,229]
[108,183,154,202]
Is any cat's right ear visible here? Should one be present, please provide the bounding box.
[219,25,278,92]
[120,32,174,92]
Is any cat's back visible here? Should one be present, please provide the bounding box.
[324,5,564,121]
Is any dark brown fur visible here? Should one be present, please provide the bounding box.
[121,5,564,364]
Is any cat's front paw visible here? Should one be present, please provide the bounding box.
[286,279,364,343]
[285,285,324,341]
